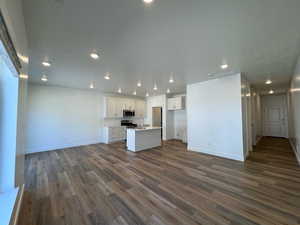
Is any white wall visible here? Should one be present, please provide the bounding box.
[289,56,300,160]
[187,74,245,161]
[26,84,104,153]
[166,107,175,140]
[170,94,187,142]
[252,90,263,144]
[241,76,252,157]
[174,109,187,142]
[253,92,262,139]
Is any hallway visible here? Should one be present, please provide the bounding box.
[249,137,299,169]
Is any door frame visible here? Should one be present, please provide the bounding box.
[152,107,163,139]
[261,93,289,138]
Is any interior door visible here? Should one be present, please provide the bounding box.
[152,107,162,126]
[262,94,288,138]
[152,107,163,139]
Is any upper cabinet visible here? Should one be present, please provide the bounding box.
[167,96,185,111]
[124,99,135,111]
[104,97,123,118]
[135,99,146,118]
[104,97,146,118]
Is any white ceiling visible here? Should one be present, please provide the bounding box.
[23,0,300,96]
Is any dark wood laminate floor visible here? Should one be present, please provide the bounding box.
[18,137,300,225]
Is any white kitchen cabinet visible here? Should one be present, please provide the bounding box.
[135,100,146,118]
[104,97,146,118]
[104,97,123,118]
[125,99,135,111]
[167,96,185,110]
[103,127,126,144]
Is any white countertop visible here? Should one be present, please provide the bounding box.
[127,126,161,132]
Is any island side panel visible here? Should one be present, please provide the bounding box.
[126,129,137,151]
[134,129,161,151]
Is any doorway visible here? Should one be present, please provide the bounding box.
[261,94,288,138]
[152,107,163,139]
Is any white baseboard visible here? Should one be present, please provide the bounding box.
[10,184,24,225]
[26,138,102,154]
[188,145,245,162]
[255,136,262,145]
[289,139,300,165]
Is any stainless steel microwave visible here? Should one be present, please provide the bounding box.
[123,110,135,117]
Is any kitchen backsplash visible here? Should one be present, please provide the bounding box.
[103,118,145,127]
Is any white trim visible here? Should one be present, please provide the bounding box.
[255,136,262,146]
[289,139,300,165]
[188,146,245,162]
[26,138,102,154]
[10,185,24,225]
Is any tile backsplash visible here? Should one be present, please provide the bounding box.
[103,118,144,127]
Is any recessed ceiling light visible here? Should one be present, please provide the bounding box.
[137,81,142,87]
[19,74,28,79]
[42,61,51,67]
[143,0,153,4]
[153,84,158,91]
[220,64,228,69]
[118,88,122,93]
[104,72,110,80]
[89,82,94,89]
[269,90,274,94]
[133,91,137,95]
[265,80,272,84]
[17,53,29,64]
[90,52,99,59]
[146,92,149,97]
[41,75,48,82]
[166,88,170,93]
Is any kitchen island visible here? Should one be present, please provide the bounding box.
[126,127,162,152]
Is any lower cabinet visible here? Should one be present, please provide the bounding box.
[103,127,126,144]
